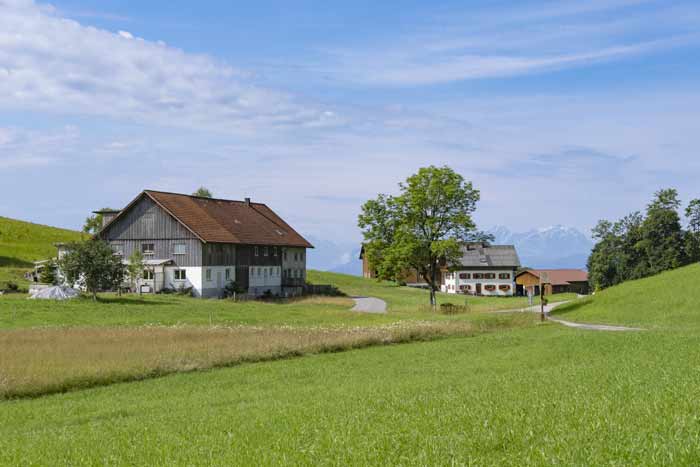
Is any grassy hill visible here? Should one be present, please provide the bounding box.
[554,262,700,329]
[0,216,83,286]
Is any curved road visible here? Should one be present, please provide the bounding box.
[351,297,387,314]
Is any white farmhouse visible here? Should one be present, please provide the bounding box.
[441,243,521,296]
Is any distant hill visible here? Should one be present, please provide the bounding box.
[488,225,593,269]
[0,216,83,285]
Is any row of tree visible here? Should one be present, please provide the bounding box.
[588,189,700,290]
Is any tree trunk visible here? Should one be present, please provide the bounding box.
[429,259,437,308]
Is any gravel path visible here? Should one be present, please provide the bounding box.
[546,317,644,331]
[351,297,387,314]
[544,302,642,331]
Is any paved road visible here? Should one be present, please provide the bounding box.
[351,297,387,314]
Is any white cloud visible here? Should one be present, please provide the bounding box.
[0,0,335,132]
[0,125,79,169]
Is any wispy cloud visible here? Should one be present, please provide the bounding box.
[316,1,699,86]
[0,0,337,133]
[0,125,79,169]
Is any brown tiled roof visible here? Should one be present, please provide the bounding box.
[519,269,588,285]
[106,190,313,248]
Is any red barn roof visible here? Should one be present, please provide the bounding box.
[101,190,313,248]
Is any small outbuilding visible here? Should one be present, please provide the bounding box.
[516,269,589,296]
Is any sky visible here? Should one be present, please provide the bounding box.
[1,0,699,243]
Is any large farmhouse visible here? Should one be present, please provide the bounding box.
[93,190,313,298]
[441,243,521,296]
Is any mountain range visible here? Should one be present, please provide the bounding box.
[306,225,593,276]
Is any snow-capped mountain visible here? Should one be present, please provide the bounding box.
[487,225,593,269]
[305,225,593,276]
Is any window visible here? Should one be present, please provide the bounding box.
[112,244,124,256]
[499,284,511,292]
[294,252,298,261]
[225,268,231,281]
[254,246,259,256]
[459,273,470,280]
[174,269,186,281]
[264,268,268,278]
[499,273,510,280]
[173,243,187,255]
[473,273,483,279]
[205,269,212,281]
[273,247,278,256]
[141,243,155,255]
[143,269,154,280]
[263,246,268,257]
[484,284,496,292]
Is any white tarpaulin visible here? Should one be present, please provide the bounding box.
[29,286,80,300]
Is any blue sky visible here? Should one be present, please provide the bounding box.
[1,0,699,243]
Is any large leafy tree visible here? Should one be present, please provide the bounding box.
[58,240,126,300]
[639,189,685,274]
[685,199,700,263]
[359,166,482,306]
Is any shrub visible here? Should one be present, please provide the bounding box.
[4,281,19,293]
[223,281,246,299]
[438,302,470,314]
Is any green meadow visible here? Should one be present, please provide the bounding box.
[3,214,699,464]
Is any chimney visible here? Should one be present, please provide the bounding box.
[244,197,251,206]
[93,209,121,228]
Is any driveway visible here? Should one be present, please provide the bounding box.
[351,297,387,314]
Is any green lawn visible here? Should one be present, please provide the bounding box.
[0,272,574,329]
[308,270,574,314]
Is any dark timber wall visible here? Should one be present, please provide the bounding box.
[100,195,202,267]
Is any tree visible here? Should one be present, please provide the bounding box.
[192,187,213,198]
[39,260,57,285]
[58,240,126,300]
[83,207,115,234]
[685,199,700,263]
[638,189,685,275]
[127,250,145,293]
[359,166,481,306]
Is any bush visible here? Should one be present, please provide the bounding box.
[223,281,246,299]
[4,281,19,293]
